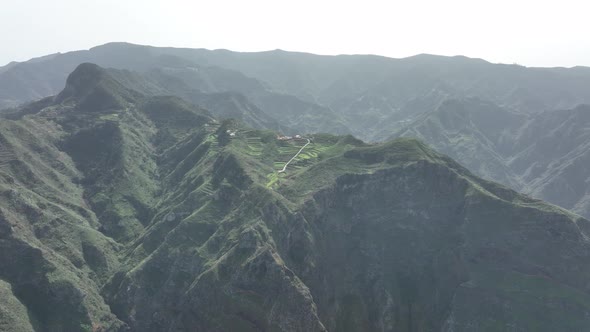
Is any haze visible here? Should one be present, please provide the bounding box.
[2,0,589,67]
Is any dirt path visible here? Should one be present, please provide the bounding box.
[278,138,310,173]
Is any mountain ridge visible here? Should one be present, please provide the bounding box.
[394,99,590,219]
[0,43,588,129]
[2,63,590,331]
[5,51,590,220]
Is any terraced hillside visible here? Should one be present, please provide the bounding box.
[2,63,590,331]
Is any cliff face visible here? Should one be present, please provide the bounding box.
[2,64,590,331]
[295,162,590,331]
[298,163,470,331]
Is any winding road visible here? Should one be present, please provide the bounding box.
[278,138,311,173]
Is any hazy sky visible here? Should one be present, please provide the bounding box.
[2,0,589,67]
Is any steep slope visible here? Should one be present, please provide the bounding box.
[91,67,288,133]
[100,128,590,332]
[0,63,215,331]
[395,98,526,188]
[510,105,590,217]
[142,66,351,135]
[119,66,347,135]
[395,100,590,219]
[3,63,590,331]
[0,69,130,330]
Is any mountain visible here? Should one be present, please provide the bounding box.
[0,44,352,137]
[3,43,590,141]
[393,98,590,219]
[106,67,288,133]
[1,63,590,331]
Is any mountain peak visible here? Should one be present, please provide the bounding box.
[56,63,136,111]
[61,63,107,93]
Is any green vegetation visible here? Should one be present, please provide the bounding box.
[0,280,36,332]
[2,63,590,332]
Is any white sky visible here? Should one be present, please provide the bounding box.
[1,0,589,67]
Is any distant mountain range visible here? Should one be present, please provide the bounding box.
[3,42,590,140]
[2,43,590,220]
[2,62,590,331]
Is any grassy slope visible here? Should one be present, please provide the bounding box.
[0,115,124,331]
[0,64,217,331]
